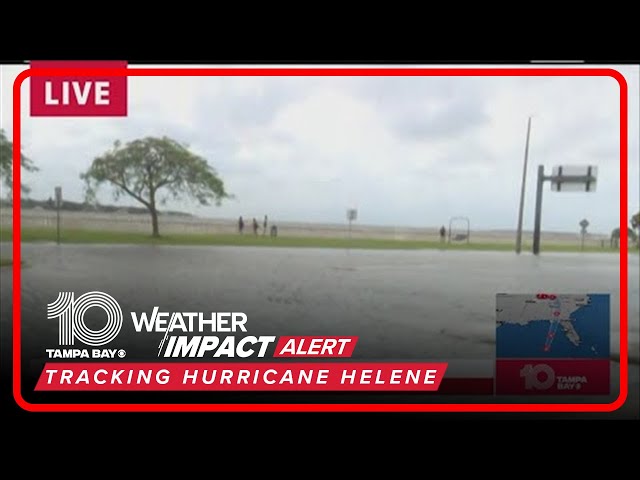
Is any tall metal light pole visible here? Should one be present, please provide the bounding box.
[532,165,545,255]
[515,116,532,254]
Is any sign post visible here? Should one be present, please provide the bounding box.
[579,218,589,251]
[55,186,62,245]
[346,208,357,239]
[532,165,597,255]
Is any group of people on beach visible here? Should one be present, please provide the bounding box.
[237,216,445,241]
[238,215,277,237]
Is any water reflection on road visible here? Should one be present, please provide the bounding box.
[1,243,637,416]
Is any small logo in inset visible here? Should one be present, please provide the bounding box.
[520,363,555,390]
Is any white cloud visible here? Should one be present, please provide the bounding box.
[1,63,637,233]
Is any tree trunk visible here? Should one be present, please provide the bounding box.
[148,188,160,237]
[150,207,160,237]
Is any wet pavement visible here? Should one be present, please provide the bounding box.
[1,242,638,417]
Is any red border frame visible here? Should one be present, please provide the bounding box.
[11,66,629,412]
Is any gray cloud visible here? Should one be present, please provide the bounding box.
[195,78,304,129]
[2,66,637,233]
[343,76,491,141]
[389,96,489,142]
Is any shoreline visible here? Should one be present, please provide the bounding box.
[1,208,628,245]
[0,228,632,255]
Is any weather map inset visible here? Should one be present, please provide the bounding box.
[496,293,610,359]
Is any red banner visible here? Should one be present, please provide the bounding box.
[495,359,610,395]
[29,60,128,117]
[273,336,358,357]
[35,362,447,391]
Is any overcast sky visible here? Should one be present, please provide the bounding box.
[1,64,638,234]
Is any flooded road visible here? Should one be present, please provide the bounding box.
[1,242,638,417]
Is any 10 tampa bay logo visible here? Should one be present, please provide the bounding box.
[46,291,126,359]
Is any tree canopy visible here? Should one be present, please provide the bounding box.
[80,136,232,237]
[0,128,38,196]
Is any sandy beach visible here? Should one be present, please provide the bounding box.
[1,208,617,249]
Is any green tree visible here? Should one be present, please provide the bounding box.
[80,136,231,237]
[632,212,640,247]
[610,226,638,248]
[0,128,38,197]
